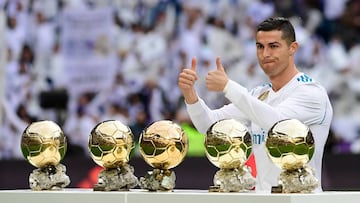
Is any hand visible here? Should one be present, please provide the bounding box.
[206,57,229,91]
[178,57,199,104]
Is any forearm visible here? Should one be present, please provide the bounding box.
[186,98,216,133]
[224,80,282,130]
[186,97,250,134]
[223,80,327,130]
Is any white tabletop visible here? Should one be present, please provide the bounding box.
[1,189,360,203]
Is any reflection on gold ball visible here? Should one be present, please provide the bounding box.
[265,119,315,171]
[88,120,135,169]
[21,120,67,168]
[205,119,252,169]
[139,120,188,169]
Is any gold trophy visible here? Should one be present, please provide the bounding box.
[88,120,138,191]
[21,120,70,190]
[138,120,188,191]
[265,118,318,193]
[205,119,255,192]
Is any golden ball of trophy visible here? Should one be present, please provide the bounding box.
[265,118,315,171]
[139,120,188,170]
[265,118,318,193]
[21,120,70,190]
[88,120,135,169]
[205,119,255,192]
[205,119,252,169]
[21,120,67,168]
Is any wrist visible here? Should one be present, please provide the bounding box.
[223,80,230,93]
[184,89,199,104]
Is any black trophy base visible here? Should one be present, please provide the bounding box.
[271,185,283,193]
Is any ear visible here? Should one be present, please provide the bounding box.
[289,41,298,56]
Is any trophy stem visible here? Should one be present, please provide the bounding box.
[139,168,176,191]
[94,163,138,191]
[210,165,256,192]
[29,163,70,191]
[273,165,319,193]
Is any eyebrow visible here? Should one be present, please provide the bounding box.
[269,42,280,45]
[256,41,281,46]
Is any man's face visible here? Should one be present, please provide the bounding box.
[255,30,294,78]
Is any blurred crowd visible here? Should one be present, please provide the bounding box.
[0,0,359,160]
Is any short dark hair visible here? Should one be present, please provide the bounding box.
[256,17,296,45]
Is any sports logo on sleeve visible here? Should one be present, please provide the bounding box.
[296,74,313,83]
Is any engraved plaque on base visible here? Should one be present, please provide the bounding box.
[88,120,138,191]
[21,120,70,190]
[138,120,188,191]
[205,119,255,192]
[265,119,319,193]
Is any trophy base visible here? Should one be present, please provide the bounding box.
[210,166,255,192]
[275,166,319,193]
[209,185,222,192]
[29,164,70,191]
[139,169,176,191]
[271,185,283,193]
[94,164,138,191]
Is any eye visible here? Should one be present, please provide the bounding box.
[270,44,279,49]
[256,44,264,49]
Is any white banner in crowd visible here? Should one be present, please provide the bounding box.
[0,10,6,127]
[61,7,116,94]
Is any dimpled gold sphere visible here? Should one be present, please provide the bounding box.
[205,119,252,169]
[265,119,315,171]
[88,120,135,169]
[139,120,188,169]
[21,120,67,168]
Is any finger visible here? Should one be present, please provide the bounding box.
[191,57,197,71]
[180,69,198,81]
[216,56,224,71]
[178,75,195,87]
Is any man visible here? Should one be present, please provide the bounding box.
[178,17,333,193]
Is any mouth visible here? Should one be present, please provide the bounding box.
[262,60,275,65]
[263,62,273,65]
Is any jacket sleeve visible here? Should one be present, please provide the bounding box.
[186,97,250,134]
[224,80,329,131]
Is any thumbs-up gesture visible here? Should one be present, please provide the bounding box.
[206,57,229,91]
[178,57,199,104]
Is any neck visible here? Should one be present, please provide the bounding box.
[270,65,299,92]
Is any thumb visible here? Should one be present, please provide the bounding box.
[191,57,197,71]
[216,56,225,72]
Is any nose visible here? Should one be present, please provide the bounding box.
[262,47,271,58]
